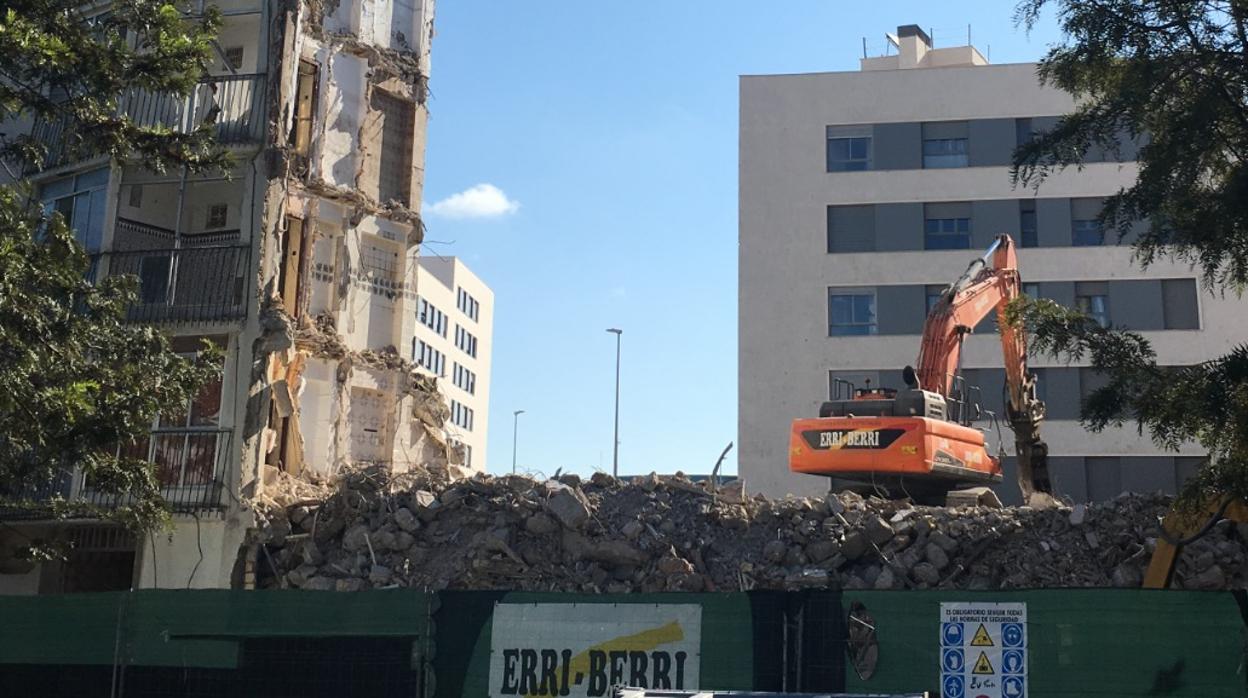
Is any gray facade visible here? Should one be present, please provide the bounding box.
[739,33,1236,502]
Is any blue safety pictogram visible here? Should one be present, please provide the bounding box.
[1003,675,1025,697]
[1002,622,1025,648]
[942,674,965,698]
[942,622,963,647]
[1002,649,1025,674]
[942,648,965,673]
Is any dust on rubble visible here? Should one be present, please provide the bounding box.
[246,467,1248,593]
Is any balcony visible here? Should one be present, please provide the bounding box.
[28,73,266,173]
[0,428,231,520]
[93,219,251,325]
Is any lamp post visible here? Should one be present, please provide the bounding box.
[511,409,525,475]
[606,328,622,477]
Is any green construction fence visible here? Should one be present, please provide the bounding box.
[0,588,1242,697]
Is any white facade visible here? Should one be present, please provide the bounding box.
[738,27,1239,502]
[412,257,494,471]
[0,0,442,593]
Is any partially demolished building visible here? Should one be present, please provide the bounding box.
[0,0,448,592]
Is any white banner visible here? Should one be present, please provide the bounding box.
[489,603,702,698]
[939,602,1027,698]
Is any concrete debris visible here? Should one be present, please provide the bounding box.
[248,468,1248,592]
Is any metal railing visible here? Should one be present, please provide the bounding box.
[25,73,266,172]
[86,428,230,512]
[91,227,251,325]
[0,429,231,519]
[120,73,266,144]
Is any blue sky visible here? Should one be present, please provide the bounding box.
[420,2,1063,478]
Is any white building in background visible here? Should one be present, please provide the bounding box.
[738,25,1236,503]
[412,257,494,471]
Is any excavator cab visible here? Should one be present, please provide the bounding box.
[789,234,1050,504]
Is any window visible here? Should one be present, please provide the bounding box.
[1071,198,1104,246]
[224,46,244,70]
[207,203,228,229]
[457,287,480,321]
[1022,283,1040,299]
[1161,279,1200,330]
[120,360,222,489]
[455,325,478,358]
[412,339,445,376]
[826,204,875,253]
[826,125,872,172]
[1075,282,1109,328]
[417,297,447,336]
[922,138,969,168]
[1072,219,1103,246]
[1019,200,1038,248]
[292,60,318,157]
[924,217,971,250]
[921,122,970,169]
[374,91,414,206]
[925,284,945,313]
[453,363,477,395]
[828,288,877,336]
[128,184,143,208]
[450,400,474,431]
[40,167,109,252]
[1015,118,1034,146]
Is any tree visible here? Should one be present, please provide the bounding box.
[0,0,226,172]
[0,0,226,534]
[1010,0,1248,505]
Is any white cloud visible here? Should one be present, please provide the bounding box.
[425,183,519,219]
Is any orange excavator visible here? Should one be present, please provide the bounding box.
[789,234,1053,504]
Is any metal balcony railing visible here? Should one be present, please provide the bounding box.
[26,73,266,172]
[92,222,251,325]
[0,429,231,519]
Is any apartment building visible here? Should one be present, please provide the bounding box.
[411,257,494,472]
[0,0,440,593]
[739,26,1238,503]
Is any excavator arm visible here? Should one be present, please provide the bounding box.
[915,235,1052,502]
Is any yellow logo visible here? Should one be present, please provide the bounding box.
[901,445,918,455]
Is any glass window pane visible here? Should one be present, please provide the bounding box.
[74,167,110,189]
[190,378,222,426]
[831,295,853,324]
[853,294,875,323]
[827,138,851,159]
[41,176,76,200]
[849,138,868,159]
[956,218,970,233]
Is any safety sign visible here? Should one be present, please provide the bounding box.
[939,602,1027,698]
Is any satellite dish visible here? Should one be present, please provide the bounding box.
[885,32,901,48]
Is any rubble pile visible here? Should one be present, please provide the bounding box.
[248,468,1248,592]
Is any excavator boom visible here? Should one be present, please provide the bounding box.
[789,234,1052,503]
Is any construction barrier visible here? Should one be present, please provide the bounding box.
[0,588,1243,697]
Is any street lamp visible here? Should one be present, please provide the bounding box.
[606,328,622,477]
[511,409,525,475]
